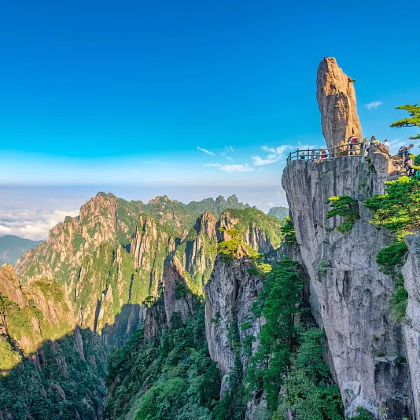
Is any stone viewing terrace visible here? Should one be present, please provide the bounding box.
[286,143,367,164]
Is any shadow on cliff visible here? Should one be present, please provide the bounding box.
[0,303,142,420]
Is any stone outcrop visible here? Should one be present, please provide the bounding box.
[205,255,265,419]
[175,213,218,294]
[0,264,25,307]
[282,154,413,419]
[317,57,362,149]
[402,234,420,418]
[217,209,282,254]
[163,257,196,323]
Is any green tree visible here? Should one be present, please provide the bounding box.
[390,104,420,140]
[247,260,304,411]
[364,176,420,240]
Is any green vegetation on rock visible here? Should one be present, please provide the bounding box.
[106,302,220,420]
[281,216,297,244]
[215,260,343,419]
[364,176,419,322]
[327,196,360,234]
[0,328,108,420]
[223,208,283,251]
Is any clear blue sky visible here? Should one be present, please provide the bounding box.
[1,0,420,202]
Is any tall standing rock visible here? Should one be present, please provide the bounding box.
[316,57,362,148]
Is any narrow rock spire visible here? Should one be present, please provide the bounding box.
[316,57,362,148]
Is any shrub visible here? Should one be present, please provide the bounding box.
[281,217,297,244]
[376,242,408,274]
[393,274,408,322]
[327,196,360,233]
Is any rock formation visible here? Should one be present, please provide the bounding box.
[317,57,362,148]
[402,234,420,418]
[205,255,266,419]
[282,154,413,418]
[163,257,197,323]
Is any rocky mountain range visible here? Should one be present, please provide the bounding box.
[0,192,283,419]
[0,235,41,265]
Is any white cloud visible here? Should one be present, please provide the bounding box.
[204,163,253,172]
[365,101,384,110]
[253,155,282,166]
[0,208,79,240]
[226,157,234,162]
[252,145,294,167]
[220,145,235,156]
[219,164,253,173]
[197,146,215,156]
[262,146,276,153]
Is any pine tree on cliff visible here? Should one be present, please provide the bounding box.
[391,104,420,140]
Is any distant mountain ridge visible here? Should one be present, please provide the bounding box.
[268,206,288,219]
[0,235,42,265]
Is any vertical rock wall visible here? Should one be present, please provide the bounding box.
[282,154,413,419]
[402,234,420,418]
[205,256,266,419]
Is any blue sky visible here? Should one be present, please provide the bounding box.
[1,0,420,238]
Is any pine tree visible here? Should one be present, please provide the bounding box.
[390,104,420,140]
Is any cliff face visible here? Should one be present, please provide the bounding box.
[218,208,283,254]
[205,255,266,419]
[0,265,107,419]
[175,212,218,295]
[282,155,413,418]
[0,265,76,361]
[316,57,362,148]
[163,257,197,323]
[402,235,420,418]
[205,256,263,378]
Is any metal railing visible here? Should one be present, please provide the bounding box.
[286,143,368,164]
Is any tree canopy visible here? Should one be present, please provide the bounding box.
[390,104,420,140]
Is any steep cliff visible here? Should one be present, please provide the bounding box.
[402,234,420,418]
[282,154,413,418]
[218,208,283,254]
[205,254,265,419]
[0,265,108,419]
[317,57,362,148]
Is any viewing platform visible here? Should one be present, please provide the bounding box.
[286,143,369,164]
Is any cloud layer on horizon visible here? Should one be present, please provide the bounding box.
[0,208,79,241]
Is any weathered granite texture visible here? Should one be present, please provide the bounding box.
[402,234,420,419]
[205,255,266,419]
[282,154,413,419]
[317,57,362,149]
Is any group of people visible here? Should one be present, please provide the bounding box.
[296,136,419,178]
[347,135,391,155]
[397,144,418,177]
[297,135,389,161]
[363,135,390,155]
